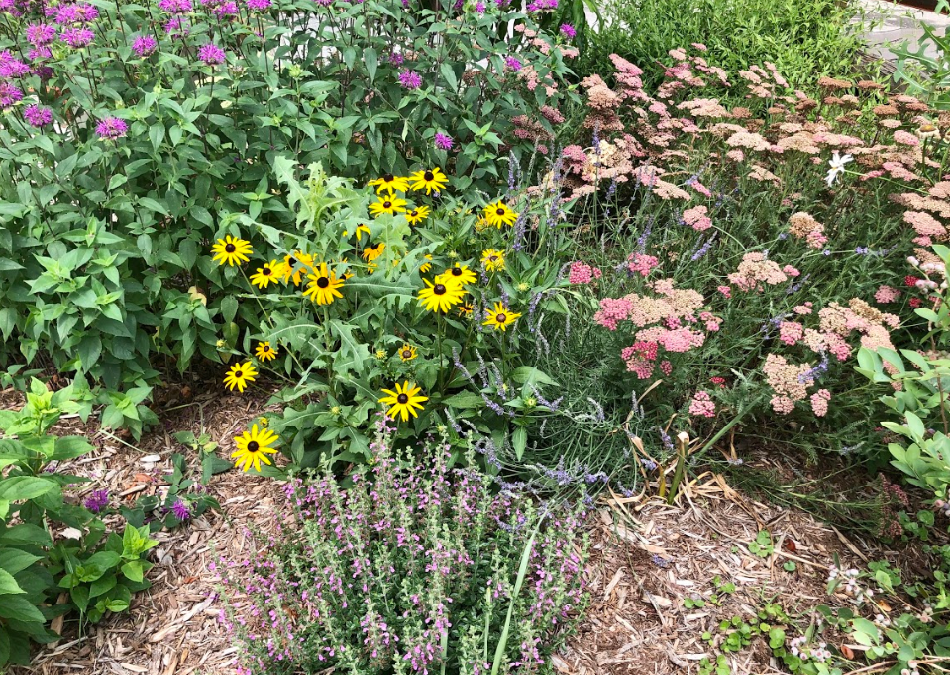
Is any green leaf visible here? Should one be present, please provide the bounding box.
[0,477,58,502]
[121,561,144,583]
[0,569,24,595]
[220,296,238,324]
[0,595,45,623]
[512,426,527,461]
[0,550,41,576]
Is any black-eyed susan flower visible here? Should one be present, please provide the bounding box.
[408,167,449,194]
[302,263,345,305]
[484,200,518,228]
[362,242,385,262]
[368,174,410,194]
[378,381,428,422]
[398,344,418,362]
[405,205,430,225]
[436,263,477,287]
[211,235,253,266]
[343,223,372,242]
[481,248,505,272]
[255,341,277,361]
[417,278,466,313]
[282,251,314,286]
[224,361,258,393]
[369,194,407,218]
[232,424,279,472]
[483,302,522,331]
[458,303,474,317]
[420,254,433,273]
[374,348,388,360]
[249,260,283,289]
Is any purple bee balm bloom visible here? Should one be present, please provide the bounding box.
[53,4,79,22]
[75,3,99,20]
[24,104,53,127]
[0,0,19,13]
[246,0,271,10]
[158,0,192,11]
[398,69,422,89]
[504,56,521,71]
[0,82,22,108]
[560,23,576,38]
[84,489,110,513]
[198,43,226,65]
[28,47,53,60]
[171,499,191,521]
[389,51,404,66]
[0,51,30,77]
[475,1,484,10]
[61,27,94,47]
[214,1,238,15]
[132,34,158,56]
[164,16,189,36]
[96,116,128,139]
[434,132,453,150]
[26,23,56,46]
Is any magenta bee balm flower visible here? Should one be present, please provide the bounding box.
[434,132,454,151]
[560,23,576,38]
[26,23,56,46]
[24,104,53,127]
[0,82,23,108]
[96,117,129,139]
[132,34,158,56]
[60,27,94,47]
[504,56,521,71]
[198,43,226,65]
[398,69,422,89]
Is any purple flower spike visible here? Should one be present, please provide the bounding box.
[398,70,422,89]
[198,43,226,65]
[171,499,192,521]
[96,117,129,139]
[84,489,110,513]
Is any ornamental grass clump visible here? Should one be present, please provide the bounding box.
[218,419,589,675]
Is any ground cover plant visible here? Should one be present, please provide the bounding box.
[218,419,589,674]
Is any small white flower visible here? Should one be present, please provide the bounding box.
[825,151,854,187]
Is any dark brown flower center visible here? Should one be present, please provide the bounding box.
[496,208,505,216]
[225,243,236,252]
[402,350,412,358]
[234,370,243,378]
[316,277,330,288]
[397,393,409,404]
[489,255,498,261]
[383,173,394,182]
[451,267,463,276]
[247,441,260,452]
[424,171,434,181]
[434,284,446,295]
[262,267,271,275]
[496,313,507,323]
[411,210,418,217]
[383,201,392,209]
[289,257,298,266]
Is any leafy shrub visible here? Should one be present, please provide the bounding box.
[0,379,157,666]
[572,0,869,92]
[0,0,577,424]
[219,420,589,674]
[893,0,950,110]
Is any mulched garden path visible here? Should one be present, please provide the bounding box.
[1,388,906,675]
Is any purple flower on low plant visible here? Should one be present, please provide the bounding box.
[398,69,422,89]
[198,43,226,65]
[24,104,53,127]
[504,56,521,71]
[60,27,94,47]
[434,132,453,151]
[84,489,110,513]
[171,499,191,521]
[0,82,22,108]
[26,23,56,46]
[560,23,576,38]
[0,50,30,77]
[96,116,129,139]
[132,34,158,56]
[246,0,271,11]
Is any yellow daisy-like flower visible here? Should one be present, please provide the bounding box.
[417,278,466,313]
[232,424,279,472]
[484,200,518,228]
[368,174,410,194]
[378,381,428,422]
[481,249,505,272]
[249,260,283,289]
[362,242,385,262]
[211,235,253,267]
[282,251,314,286]
[343,223,372,242]
[398,344,418,362]
[483,302,522,331]
[458,303,474,317]
[223,361,258,393]
[436,263,477,287]
[405,205,430,225]
[475,217,490,232]
[369,195,407,218]
[420,254,433,273]
[375,349,388,360]
[255,341,277,362]
[302,263,345,305]
[408,167,449,194]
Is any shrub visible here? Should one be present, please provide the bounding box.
[0,379,157,666]
[0,0,577,427]
[219,420,589,674]
[571,0,869,93]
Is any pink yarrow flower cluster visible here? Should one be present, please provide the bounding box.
[627,252,659,277]
[568,260,602,285]
[688,391,716,418]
